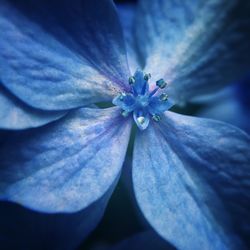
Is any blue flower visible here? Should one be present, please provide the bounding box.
[0,0,250,249]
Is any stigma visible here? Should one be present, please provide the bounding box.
[113,70,174,130]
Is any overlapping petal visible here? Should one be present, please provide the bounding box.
[0,187,113,250]
[198,82,250,134]
[0,107,131,213]
[117,4,142,73]
[0,0,130,110]
[133,112,250,249]
[0,84,66,130]
[133,0,250,103]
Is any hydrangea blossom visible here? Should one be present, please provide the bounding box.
[0,0,250,249]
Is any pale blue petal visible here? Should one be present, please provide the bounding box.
[0,0,130,110]
[134,0,250,103]
[0,84,66,130]
[0,107,132,213]
[133,112,250,249]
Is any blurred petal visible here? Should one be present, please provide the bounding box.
[0,107,131,213]
[117,4,142,73]
[133,112,250,249]
[0,84,66,130]
[0,0,130,110]
[198,82,250,134]
[134,0,250,103]
[0,184,114,250]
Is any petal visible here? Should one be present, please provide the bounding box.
[148,96,174,114]
[133,69,149,95]
[134,0,250,103]
[133,113,250,249]
[198,82,250,134]
[0,84,66,130]
[0,0,130,110]
[0,185,114,250]
[133,110,150,130]
[112,93,136,112]
[0,107,132,213]
[116,4,142,73]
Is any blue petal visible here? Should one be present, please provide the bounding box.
[148,96,174,114]
[133,69,148,95]
[116,4,142,73]
[0,183,114,250]
[133,113,250,249]
[134,0,250,103]
[198,82,250,134]
[133,110,150,130]
[112,93,136,112]
[0,84,66,130]
[0,0,130,110]
[0,107,132,213]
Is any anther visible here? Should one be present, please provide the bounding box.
[144,73,151,81]
[121,110,130,117]
[137,116,145,124]
[160,93,168,101]
[152,114,161,122]
[119,92,126,101]
[128,76,135,85]
[156,79,167,89]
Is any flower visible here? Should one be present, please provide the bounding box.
[0,0,250,249]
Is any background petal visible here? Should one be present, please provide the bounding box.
[198,80,250,134]
[133,0,250,103]
[117,3,142,73]
[133,113,250,249]
[0,183,115,250]
[0,107,131,213]
[0,0,130,110]
[0,84,66,130]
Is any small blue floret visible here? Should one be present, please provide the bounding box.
[112,70,174,130]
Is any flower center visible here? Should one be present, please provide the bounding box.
[113,70,174,130]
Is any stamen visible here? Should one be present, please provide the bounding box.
[144,73,151,81]
[137,116,145,125]
[113,70,174,130]
[160,93,168,101]
[156,79,167,89]
[121,110,130,117]
[141,72,150,95]
[128,76,135,85]
[152,114,161,122]
[149,87,159,98]
[119,92,127,101]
